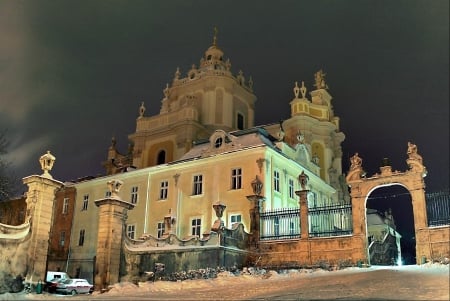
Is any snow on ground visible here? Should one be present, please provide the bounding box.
[1,263,448,300]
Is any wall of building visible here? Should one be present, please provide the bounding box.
[0,196,26,225]
[47,186,76,273]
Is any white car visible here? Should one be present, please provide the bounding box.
[55,278,93,295]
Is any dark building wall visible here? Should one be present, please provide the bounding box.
[47,186,76,272]
[0,196,26,225]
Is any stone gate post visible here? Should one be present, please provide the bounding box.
[94,179,135,291]
[295,171,310,239]
[23,151,63,283]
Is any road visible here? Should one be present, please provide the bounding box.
[4,264,448,300]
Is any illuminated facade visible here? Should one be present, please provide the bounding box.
[64,32,351,282]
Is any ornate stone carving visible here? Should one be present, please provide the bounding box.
[39,151,55,179]
[138,101,145,118]
[298,171,309,190]
[107,179,123,199]
[251,176,263,196]
[350,152,362,170]
[406,142,427,176]
[314,69,328,90]
[293,81,300,99]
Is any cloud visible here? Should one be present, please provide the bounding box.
[4,135,52,176]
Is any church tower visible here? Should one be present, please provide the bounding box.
[265,70,348,201]
[107,29,256,172]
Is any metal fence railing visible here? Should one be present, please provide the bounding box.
[308,202,353,238]
[260,208,300,240]
[427,190,450,227]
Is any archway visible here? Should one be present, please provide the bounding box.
[366,185,416,265]
[346,142,429,265]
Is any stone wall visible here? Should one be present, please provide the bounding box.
[121,225,251,283]
[0,222,31,293]
[416,226,450,263]
[255,235,367,269]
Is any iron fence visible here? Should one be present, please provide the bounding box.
[260,208,300,240]
[308,202,353,237]
[426,190,450,227]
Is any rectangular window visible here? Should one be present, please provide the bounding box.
[192,175,203,195]
[231,168,242,190]
[289,178,295,199]
[105,190,111,198]
[62,198,69,214]
[131,186,138,204]
[59,231,65,247]
[78,229,85,246]
[127,224,135,239]
[82,194,89,211]
[159,181,168,200]
[191,218,201,236]
[157,222,165,238]
[274,170,280,192]
[230,214,242,226]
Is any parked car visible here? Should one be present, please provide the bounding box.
[46,277,67,293]
[55,278,93,295]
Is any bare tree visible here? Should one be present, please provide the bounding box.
[0,131,19,201]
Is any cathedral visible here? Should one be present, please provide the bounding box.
[3,30,444,293]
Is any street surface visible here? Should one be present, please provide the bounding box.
[2,264,448,300]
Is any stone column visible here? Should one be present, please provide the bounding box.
[295,171,309,239]
[23,151,63,284]
[94,180,135,291]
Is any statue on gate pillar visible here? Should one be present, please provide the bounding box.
[406,142,427,176]
[346,152,366,183]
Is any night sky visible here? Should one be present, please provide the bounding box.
[0,1,448,194]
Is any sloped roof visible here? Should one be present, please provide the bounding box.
[170,127,278,164]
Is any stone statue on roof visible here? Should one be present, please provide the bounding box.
[314,69,328,90]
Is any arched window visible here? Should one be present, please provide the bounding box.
[157,150,166,165]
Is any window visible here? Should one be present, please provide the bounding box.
[82,194,89,211]
[230,214,242,226]
[157,150,166,165]
[159,181,168,200]
[78,229,85,246]
[231,168,242,190]
[127,224,135,239]
[59,231,65,247]
[157,222,165,238]
[288,178,295,199]
[308,192,317,208]
[105,190,111,198]
[237,113,244,130]
[290,222,295,235]
[274,216,280,236]
[131,186,138,204]
[192,175,203,195]
[191,218,201,236]
[62,198,69,214]
[274,170,280,192]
